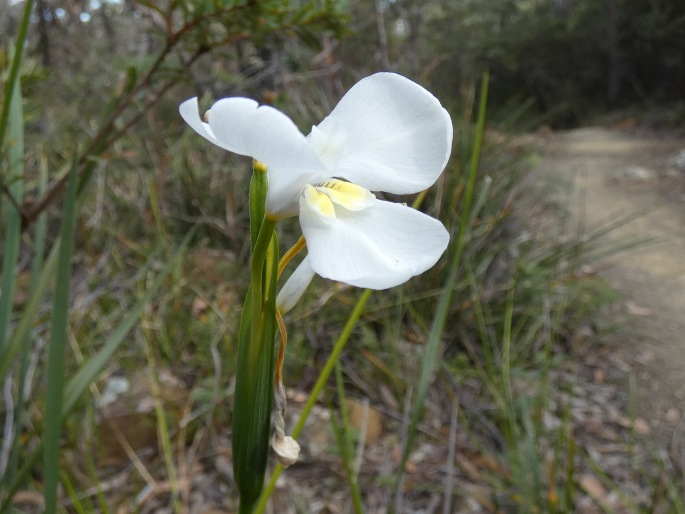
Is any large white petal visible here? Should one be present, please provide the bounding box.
[181,97,326,218]
[208,99,328,218]
[311,73,453,195]
[179,98,225,149]
[276,256,316,314]
[207,98,325,218]
[300,198,449,289]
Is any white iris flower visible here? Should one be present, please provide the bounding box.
[180,72,452,306]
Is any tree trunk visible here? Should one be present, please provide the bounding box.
[36,0,51,67]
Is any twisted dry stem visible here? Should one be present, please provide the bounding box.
[271,310,300,467]
[271,382,300,467]
[268,236,309,466]
[269,236,307,465]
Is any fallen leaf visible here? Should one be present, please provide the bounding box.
[12,491,44,506]
[593,368,606,384]
[579,474,608,500]
[346,398,384,444]
[665,408,681,424]
[633,418,651,435]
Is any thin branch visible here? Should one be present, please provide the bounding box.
[375,0,391,70]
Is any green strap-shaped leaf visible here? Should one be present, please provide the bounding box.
[249,161,268,250]
[0,231,195,513]
[233,229,279,513]
[43,159,79,513]
[396,72,490,495]
[4,155,49,498]
[234,160,280,513]
[0,0,33,155]
[0,73,24,353]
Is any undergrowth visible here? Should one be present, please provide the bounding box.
[1,6,682,512]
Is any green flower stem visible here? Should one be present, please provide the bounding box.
[234,160,279,513]
[255,288,373,513]
[250,217,277,357]
[249,161,268,249]
[254,159,435,514]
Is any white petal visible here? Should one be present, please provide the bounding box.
[311,73,453,195]
[182,97,326,218]
[276,256,316,314]
[300,198,449,289]
[179,98,225,149]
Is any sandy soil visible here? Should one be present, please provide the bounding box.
[536,127,685,449]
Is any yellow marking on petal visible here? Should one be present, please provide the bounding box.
[303,184,336,219]
[315,179,375,211]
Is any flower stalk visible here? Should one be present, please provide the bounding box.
[233,163,279,513]
[180,73,454,512]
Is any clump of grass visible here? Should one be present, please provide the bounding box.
[252,78,681,513]
[2,13,678,509]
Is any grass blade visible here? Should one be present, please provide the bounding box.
[0,0,34,156]
[255,288,373,514]
[395,72,490,498]
[3,152,48,492]
[43,160,80,512]
[0,233,59,384]
[0,230,195,513]
[0,70,25,493]
[143,336,183,513]
[331,363,363,513]
[62,229,195,413]
[0,73,24,352]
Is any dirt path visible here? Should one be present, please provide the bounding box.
[536,127,685,444]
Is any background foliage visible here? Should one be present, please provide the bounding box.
[1,0,683,512]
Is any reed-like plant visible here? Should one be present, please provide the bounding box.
[179,72,454,512]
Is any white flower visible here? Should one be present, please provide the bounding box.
[180,72,452,294]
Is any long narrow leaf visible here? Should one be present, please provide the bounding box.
[0,234,59,384]
[0,0,34,155]
[43,161,80,512]
[5,154,49,495]
[332,364,363,513]
[0,74,24,352]
[0,231,195,513]
[255,288,373,514]
[233,229,279,513]
[0,71,24,496]
[396,72,490,492]
[63,229,195,413]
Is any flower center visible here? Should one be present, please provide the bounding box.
[302,179,375,220]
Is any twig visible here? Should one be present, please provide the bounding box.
[394,386,413,513]
[0,373,15,481]
[374,0,390,70]
[443,397,459,514]
[353,398,369,479]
